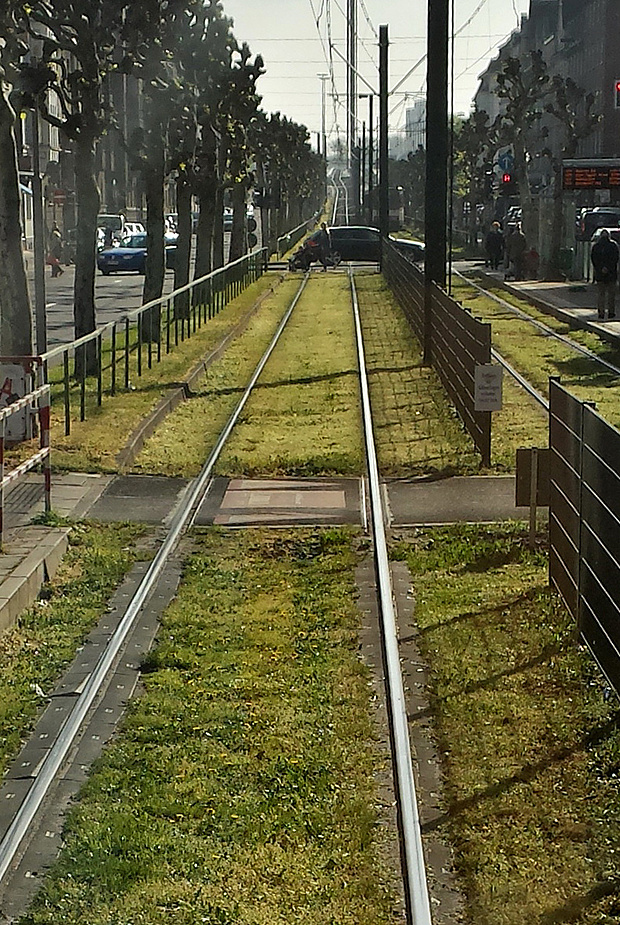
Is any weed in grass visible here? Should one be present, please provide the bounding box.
[22,528,401,925]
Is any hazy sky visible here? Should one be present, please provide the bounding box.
[221,0,531,144]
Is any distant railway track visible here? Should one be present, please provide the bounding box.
[454,267,620,412]
[0,268,433,925]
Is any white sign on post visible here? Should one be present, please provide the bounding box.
[0,365,31,443]
[475,364,503,412]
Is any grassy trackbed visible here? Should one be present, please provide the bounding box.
[21,528,402,925]
[0,522,146,778]
[394,523,620,925]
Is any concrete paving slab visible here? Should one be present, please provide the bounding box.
[195,476,363,527]
[386,475,539,526]
[88,475,190,524]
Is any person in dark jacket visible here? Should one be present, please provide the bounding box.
[316,222,331,271]
[484,222,504,270]
[591,229,619,320]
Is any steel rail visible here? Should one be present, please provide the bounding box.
[491,348,549,411]
[0,271,311,889]
[349,267,432,925]
[454,268,620,379]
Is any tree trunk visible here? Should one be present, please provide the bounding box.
[142,155,165,306]
[195,186,215,279]
[0,91,33,357]
[213,184,225,270]
[73,131,99,376]
[229,182,246,262]
[547,161,565,280]
[174,171,191,286]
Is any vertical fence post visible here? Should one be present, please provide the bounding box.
[124,318,130,389]
[64,351,71,436]
[97,333,103,406]
[40,390,51,514]
[79,348,86,422]
[111,324,117,396]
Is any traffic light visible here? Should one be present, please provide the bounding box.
[501,172,518,196]
[614,80,620,108]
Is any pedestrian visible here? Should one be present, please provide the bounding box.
[47,223,64,277]
[506,222,527,280]
[317,222,331,271]
[484,222,504,270]
[591,228,619,320]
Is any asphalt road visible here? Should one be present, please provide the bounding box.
[28,232,236,351]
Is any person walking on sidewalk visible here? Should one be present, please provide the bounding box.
[506,223,527,280]
[591,228,619,320]
[48,223,64,277]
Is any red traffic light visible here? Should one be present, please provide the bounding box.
[502,173,512,184]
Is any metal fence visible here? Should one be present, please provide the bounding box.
[549,378,620,692]
[0,385,51,544]
[382,240,493,466]
[40,248,267,435]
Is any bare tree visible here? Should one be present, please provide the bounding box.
[544,76,600,278]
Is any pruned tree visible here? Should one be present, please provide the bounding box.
[453,108,497,245]
[494,50,550,240]
[0,5,33,356]
[544,76,600,277]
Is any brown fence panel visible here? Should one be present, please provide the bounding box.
[548,380,582,617]
[382,240,492,465]
[382,243,424,343]
[549,379,620,694]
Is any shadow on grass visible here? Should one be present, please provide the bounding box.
[539,877,620,924]
[421,713,620,836]
[192,368,359,399]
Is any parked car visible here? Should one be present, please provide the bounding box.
[576,208,620,242]
[389,236,425,263]
[223,208,233,232]
[327,225,381,261]
[123,221,145,236]
[590,226,620,247]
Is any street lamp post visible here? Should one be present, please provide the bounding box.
[30,103,47,356]
[359,94,374,224]
[318,74,329,158]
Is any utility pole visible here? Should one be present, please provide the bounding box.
[379,24,389,242]
[424,0,449,361]
[347,0,357,170]
[318,74,329,159]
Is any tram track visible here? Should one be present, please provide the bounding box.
[0,267,434,925]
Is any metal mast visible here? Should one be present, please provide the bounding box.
[347,0,357,168]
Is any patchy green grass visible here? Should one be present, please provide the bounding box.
[21,528,401,925]
[393,523,620,925]
[453,275,620,428]
[356,274,547,473]
[39,275,282,473]
[133,275,364,477]
[0,522,146,776]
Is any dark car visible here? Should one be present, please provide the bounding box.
[576,208,620,242]
[389,236,425,263]
[327,225,381,261]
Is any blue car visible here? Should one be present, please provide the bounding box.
[97,233,147,274]
[97,232,179,275]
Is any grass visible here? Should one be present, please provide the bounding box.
[22,274,282,474]
[20,528,401,925]
[392,523,620,925]
[356,273,548,473]
[453,275,620,428]
[0,521,146,777]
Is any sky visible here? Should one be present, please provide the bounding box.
[221,0,531,147]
